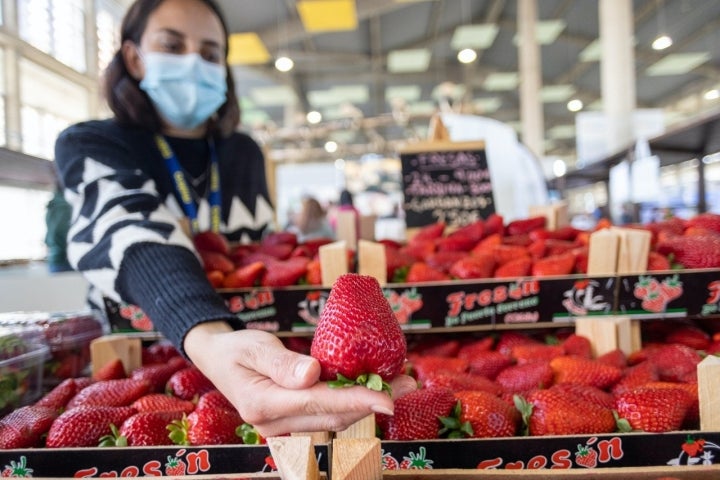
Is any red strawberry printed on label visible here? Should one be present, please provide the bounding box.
[310,273,407,393]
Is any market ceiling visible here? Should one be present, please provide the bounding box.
[215,0,720,165]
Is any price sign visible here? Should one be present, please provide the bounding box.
[400,140,494,229]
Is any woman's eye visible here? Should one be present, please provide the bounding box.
[160,43,182,53]
[202,51,222,63]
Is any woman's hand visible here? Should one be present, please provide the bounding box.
[184,321,417,437]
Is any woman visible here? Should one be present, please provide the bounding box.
[289,196,335,242]
[54,0,414,436]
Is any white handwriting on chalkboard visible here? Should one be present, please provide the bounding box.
[405,195,492,213]
[404,169,491,197]
[414,150,481,169]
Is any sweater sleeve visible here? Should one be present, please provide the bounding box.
[117,242,241,351]
[54,121,241,351]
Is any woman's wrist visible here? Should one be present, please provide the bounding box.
[183,320,234,364]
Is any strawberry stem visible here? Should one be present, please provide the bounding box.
[438,401,474,439]
[327,373,392,395]
[513,394,532,437]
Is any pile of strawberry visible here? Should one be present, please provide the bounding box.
[374,321,718,441]
[195,231,345,289]
[0,342,261,449]
[383,211,720,283]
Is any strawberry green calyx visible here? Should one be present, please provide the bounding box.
[513,394,532,437]
[98,424,128,447]
[327,373,392,396]
[237,423,263,444]
[614,410,633,433]
[438,401,474,439]
[168,415,190,445]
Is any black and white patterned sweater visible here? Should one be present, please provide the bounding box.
[54,119,274,349]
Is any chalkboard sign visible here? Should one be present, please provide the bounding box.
[400,140,494,229]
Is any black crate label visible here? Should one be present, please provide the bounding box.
[0,445,329,477]
[379,433,720,470]
[616,270,720,318]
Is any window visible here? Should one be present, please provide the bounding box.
[0,186,52,261]
[18,0,86,73]
[19,59,89,159]
[96,0,123,75]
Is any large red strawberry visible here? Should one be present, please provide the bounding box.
[92,358,127,381]
[131,393,195,414]
[260,256,310,287]
[166,367,216,400]
[169,409,244,446]
[686,212,720,234]
[510,343,564,365]
[34,378,84,412]
[614,386,691,432]
[611,361,659,395]
[131,356,189,392]
[466,350,513,380]
[193,231,230,256]
[420,369,502,396]
[142,342,182,365]
[656,235,720,269]
[516,388,616,436]
[425,251,467,273]
[449,390,519,438]
[531,252,576,277]
[195,390,235,412]
[410,355,468,384]
[310,274,407,393]
[45,406,136,448]
[644,344,702,382]
[377,387,456,440]
[66,378,151,409]
[494,256,532,278]
[222,261,266,288]
[495,361,554,394]
[405,262,450,283]
[550,355,623,390]
[110,411,184,446]
[0,405,58,448]
[449,254,495,280]
[506,216,546,235]
[198,250,234,273]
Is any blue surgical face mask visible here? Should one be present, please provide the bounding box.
[138,51,228,130]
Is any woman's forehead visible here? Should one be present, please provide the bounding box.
[144,0,225,45]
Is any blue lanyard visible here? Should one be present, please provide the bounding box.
[154,134,221,234]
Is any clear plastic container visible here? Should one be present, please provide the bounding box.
[0,325,49,415]
[0,311,106,386]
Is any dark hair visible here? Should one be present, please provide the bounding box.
[339,189,354,206]
[103,0,240,137]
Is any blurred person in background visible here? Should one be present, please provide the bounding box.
[44,181,73,273]
[288,196,335,242]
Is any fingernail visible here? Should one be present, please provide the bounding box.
[371,405,394,416]
[294,358,313,378]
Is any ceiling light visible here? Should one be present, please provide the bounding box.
[704,89,720,100]
[325,141,338,153]
[306,111,322,124]
[457,48,477,64]
[567,99,583,112]
[451,24,499,50]
[274,56,294,72]
[652,34,673,51]
[297,0,357,32]
[387,48,431,73]
[646,52,711,76]
[227,33,270,65]
[553,159,567,177]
